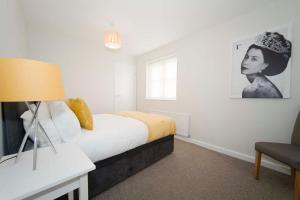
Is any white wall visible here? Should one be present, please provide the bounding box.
[137,0,300,172]
[0,0,28,157]
[0,0,27,57]
[27,27,136,114]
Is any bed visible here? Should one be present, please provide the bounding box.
[1,102,175,199]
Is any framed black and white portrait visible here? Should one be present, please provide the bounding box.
[230,24,292,99]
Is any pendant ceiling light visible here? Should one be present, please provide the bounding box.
[104,30,121,49]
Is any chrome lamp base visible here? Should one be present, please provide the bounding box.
[15,101,57,170]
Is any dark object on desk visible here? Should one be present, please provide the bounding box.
[254,111,300,200]
[1,102,174,199]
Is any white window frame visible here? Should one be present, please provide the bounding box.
[145,55,178,101]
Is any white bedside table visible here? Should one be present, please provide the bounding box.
[0,143,95,200]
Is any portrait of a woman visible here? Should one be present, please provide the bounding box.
[240,32,292,98]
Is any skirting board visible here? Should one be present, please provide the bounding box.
[175,135,290,175]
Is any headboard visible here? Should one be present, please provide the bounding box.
[1,102,32,155]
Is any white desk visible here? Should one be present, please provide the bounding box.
[0,143,95,200]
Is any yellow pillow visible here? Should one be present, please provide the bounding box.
[66,98,93,130]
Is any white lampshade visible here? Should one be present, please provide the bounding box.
[104,30,121,49]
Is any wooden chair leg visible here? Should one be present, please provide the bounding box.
[294,170,300,200]
[254,151,261,180]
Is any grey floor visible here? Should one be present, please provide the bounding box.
[92,139,293,200]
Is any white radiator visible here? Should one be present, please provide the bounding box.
[147,110,190,137]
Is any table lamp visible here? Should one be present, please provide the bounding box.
[0,58,64,170]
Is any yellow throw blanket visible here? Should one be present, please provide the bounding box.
[115,111,176,142]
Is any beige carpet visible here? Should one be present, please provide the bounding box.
[92,139,293,200]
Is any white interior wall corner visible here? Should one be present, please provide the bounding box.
[136,0,299,173]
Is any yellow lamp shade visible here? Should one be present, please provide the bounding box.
[0,58,65,102]
[104,30,121,49]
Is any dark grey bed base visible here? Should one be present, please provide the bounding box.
[1,102,174,199]
[88,134,173,198]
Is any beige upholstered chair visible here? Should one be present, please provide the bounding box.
[254,112,300,200]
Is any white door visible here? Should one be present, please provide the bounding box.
[114,62,136,112]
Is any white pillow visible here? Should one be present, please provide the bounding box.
[20,102,62,147]
[21,102,50,120]
[48,101,81,142]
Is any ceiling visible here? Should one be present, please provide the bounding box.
[19,0,274,56]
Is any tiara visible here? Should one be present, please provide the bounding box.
[254,32,291,54]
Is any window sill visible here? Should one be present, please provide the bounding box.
[145,98,176,101]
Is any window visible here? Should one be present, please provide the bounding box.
[146,56,177,100]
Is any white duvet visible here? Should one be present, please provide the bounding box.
[70,114,148,163]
